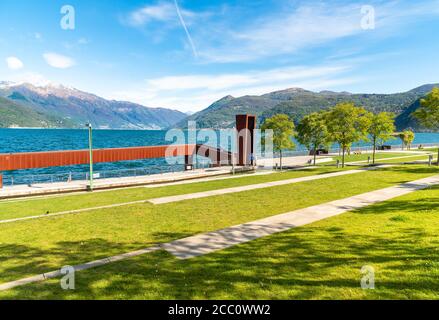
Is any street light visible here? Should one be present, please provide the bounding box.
[86,123,94,191]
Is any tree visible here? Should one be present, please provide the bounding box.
[369,112,396,164]
[296,112,330,165]
[325,103,372,168]
[399,130,415,150]
[413,87,439,164]
[261,114,295,170]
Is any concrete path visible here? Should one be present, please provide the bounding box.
[143,169,275,189]
[164,174,439,259]
[347,153,432,165]
[1,173,438,291]
[257,155,333,167]
[148,166,391,205]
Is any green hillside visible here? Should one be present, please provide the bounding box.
[176,84,439,130]
[0,96,73,128]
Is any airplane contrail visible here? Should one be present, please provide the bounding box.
[174,0,198,58]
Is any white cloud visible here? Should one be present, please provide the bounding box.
[6,56,24,70]
[195,3,372,63]
[109,64,357,112]
[77,37,89,45]
[125,1,197,26]
[124,1,201,57]
[145,65,349,91]
[43,52,75,69]
[63,38,90,50]
[6,72,52,86]
[142,1,439,63]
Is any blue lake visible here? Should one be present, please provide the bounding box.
[0,129,180,184]
[1,129,438,185]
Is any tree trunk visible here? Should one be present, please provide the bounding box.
[313,146,317,166]
[342,146,346,168]
[280,150,283,170]
[373,137,376,164]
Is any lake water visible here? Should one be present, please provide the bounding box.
[0,129,182,185]
[1,129,439,185]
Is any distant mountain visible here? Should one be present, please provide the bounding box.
[0,82,186,129]
[0,96,75,128]
[177,84,439,131]
[2,81,437,131]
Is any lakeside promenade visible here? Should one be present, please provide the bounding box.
[0,149,433,199]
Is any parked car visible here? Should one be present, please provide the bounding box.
[377,145,392,150]
[309,148,329,155]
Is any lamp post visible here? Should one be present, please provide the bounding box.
[86,123,94,191]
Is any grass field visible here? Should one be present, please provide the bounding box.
[0,164,438,299]
[327,152,432,164]
[3,182,438,300]
[379,154,435,164]
[0,166,344,221]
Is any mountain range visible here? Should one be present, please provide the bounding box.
[178,84,439,131]
[0,81,438,130]
[0,82,186,129]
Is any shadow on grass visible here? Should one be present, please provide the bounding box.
[1,165,439,299]
[0,230,197,284]
[2,221,439,300]
[380,166,439,175]
[354,185,439,215]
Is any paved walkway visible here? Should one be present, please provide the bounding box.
[143,169,275,189]
[257,155,333,167]
[1,173,438,291]
[148,166,391,205]
[347,153,432,165]
[163,174,439,258]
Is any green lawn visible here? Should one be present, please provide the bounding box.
[0,166,345,221]
[378,154,434,164]
[0,166,439,299]
[0,165,438,299]
[0,153,429,222]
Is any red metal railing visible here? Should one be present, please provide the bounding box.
[0,144,196,171]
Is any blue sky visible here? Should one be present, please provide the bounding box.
[1,0,439,112]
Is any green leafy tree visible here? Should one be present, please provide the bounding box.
[325,103,372,168]
[296,112,330,165]
[413,87,439,164]
[369,112,396,164]
[261,114,295,170]
[399,130,415,150]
